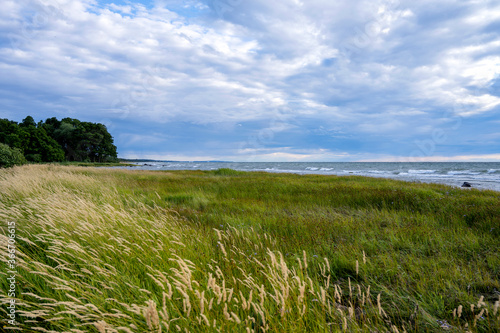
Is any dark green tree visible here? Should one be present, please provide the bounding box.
[53,121,79,160]
[0,116,118,163]
[13,116,65,162]
[20,124,65,162]
[20,115,37,128]
[0,119,24,150]
[54,118,117,162]
[40,117,61,139]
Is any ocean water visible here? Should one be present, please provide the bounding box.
[119,162,500,192]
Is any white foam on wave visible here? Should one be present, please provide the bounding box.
[408,169,437,174]
[305,167,319,171]
[320,168,333,171]
[448,171,481,175]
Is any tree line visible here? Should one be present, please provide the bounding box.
[0,116,118,167]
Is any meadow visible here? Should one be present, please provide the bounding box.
[0,165,499,332]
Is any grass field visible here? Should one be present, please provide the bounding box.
[0,165,499,332]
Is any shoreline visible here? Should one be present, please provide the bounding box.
[113,162,500,192]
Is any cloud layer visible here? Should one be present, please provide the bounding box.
[1,0,499,161]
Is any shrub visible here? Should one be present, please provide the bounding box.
[0,143,26,168]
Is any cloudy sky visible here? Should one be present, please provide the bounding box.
[1,0,500,161]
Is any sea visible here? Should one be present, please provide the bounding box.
[117,162,500,192]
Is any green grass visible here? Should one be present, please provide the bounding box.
[50,161,136,167]
[0,165,499,332]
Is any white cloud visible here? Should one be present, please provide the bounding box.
[0,0,499,160]
[398,154,500,162]
[464,3,500,26]
[234,147,354,162]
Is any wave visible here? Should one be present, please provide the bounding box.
[408,169,437,174]
[447,171,481,175]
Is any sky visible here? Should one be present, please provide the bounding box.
[1,0,500,162]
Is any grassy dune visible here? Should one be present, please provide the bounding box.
[0,165,499,332]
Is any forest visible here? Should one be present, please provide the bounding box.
[0,116,117,167]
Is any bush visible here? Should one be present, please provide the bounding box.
[0,143,27,168]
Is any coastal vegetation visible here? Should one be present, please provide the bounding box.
[0,116,117,167]
[0,143,26,168]
[0,165,499,332]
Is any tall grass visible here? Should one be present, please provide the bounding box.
[0,165,499,332]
